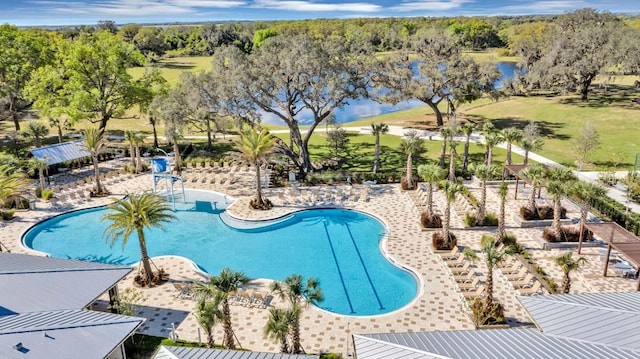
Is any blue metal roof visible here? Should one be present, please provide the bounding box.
[29,140,90,165]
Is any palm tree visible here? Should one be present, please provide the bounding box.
[546,167,575,237]
[464,235,514,305]
[520,164,546,212]
[519,121,543,165]
[461,123,475,172]
[124,130,137,168]
[554,252,587,294]
[501,127,523,166]
[417,164,445,217]
[371,122,388,174]
[446,117,460,181]
[471,163,500,226]
[439,127,451,169]
[83,127,108,195]
[484,132,503,166]
[270,274,324,354]
[235,128,276,208]
[101,193,176,284]
[497,181,509,242]
[400,130,424,190]
[200,267,250,349]
[21,121,49,148]
[132,132,145,174]
[572,181,606,253]
[441,180,463,247]
[27,157,49,192]
[264,307,297,353]
[194,290,224,348]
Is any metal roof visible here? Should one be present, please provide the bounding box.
[0,253,131,313]
[356,329,640,359]
[0,310,142,359]
[353,335,442,359]
[519,292,640,350]
[154,346,319,359]
[29,140,90,165]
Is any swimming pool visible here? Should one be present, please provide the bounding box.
[23,195,418,316]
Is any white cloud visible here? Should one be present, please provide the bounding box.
[391,0,473,12]
[28,0,246,17]
[252,0,381,13]
[497,1,586,13]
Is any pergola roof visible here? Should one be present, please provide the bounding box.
[504,164,529,179]
[29,140,90,166]
[586,222,640,290]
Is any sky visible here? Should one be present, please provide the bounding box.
[1,0,639,27]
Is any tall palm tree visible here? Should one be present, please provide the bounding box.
[501,127,523,166]
[200,267,250,349]
[519,121,543,165]
[27,157,49,192]
[446,117,460,181]
[471,163,500,226]
[497,181,509,242]
[439,127,451,169]
[484,132,503,166]
[371,122,388,174]
[546,172,575,237]
[264,307,297,353]
[101,193,176,284]
[400,130,424,190]
[194,290,224,348]
[132,132,145,174]
[572,181,606,253]
[270,274,324,354]
[235,128,276,208]
[125,130,137,168]
[83,127,108,195]
[554,252,587,294]
[21,121,49,148]
[464,236,514,305]
[441,180,463,246]
[461,123,475,172]
[520,164,546,212]
[417,164,445,217]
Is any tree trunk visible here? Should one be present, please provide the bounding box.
[448,143,456,181]
[562,273,571,294]
[463,136,470,172]
[93,155,104,194]
[39,168,46,192]
[280,335,289,354]
[506,141,513,165]
[11,99,20,131]
[524,150,529,165]
[137,228,154,284]
[580,79,592,102]
[291,316,301,354]
[528,187,536,213]
[135,145,142,174]
[57,125,63,143]
[406,153,414,189]
[487,147,493,166]
[255,163,263,206]
[222,299,235,349]
[150,116,159,149]
[172,142,181,172]
[439,138,447,169]
[206,118,213,149]
[427,183,433,216]
[498,195,506,242]
[553,196,562,237]
[426,101,444,127]
[486,266,494,305]
[372,134,381,174]
[129,143,136,167]
[207,330,215,348]
[444,201,451,243]
[478,180,487,226]
[99,114,109,131]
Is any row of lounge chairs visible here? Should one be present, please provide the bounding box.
[172,283,273,309]
[499,257,543,295]
[276,186,369,206]
[440,247,486,299]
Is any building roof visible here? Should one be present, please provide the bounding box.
[0,253,143,359]
[154,346,319,359]
[519,292,640,350]
[0,252,132,314]
[0,310,141,359]
[354,292,640,359]
[355,329,640,359]
[29,140,90,166]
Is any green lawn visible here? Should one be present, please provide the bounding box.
[128,56,213,85]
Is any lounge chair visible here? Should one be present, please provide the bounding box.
[511,274,534,288]
[505,267,528,280]
[454,270,475,282]
[450,261,471,274]
[239,290,254,306]
[518,281,542,295]
[462,285,486,299]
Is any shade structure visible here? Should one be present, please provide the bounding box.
[587,222,640,290]
[504,164,530,199]
[29,140,90,166]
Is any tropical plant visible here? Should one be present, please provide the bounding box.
[132,132,145,173]
[125,130,137,167]
[101,193,176,285]
[572,181,606,250]
[371,122,389,174]
[26,157,49,192]
[464,235,514,305]
[483,132,503,166]
[546,167,576,237]
[234,128,276,209]
[439,127,451,169]
[471,163,500,226]
[446,116,460,181]
[461,122,475,172]
[196,267,250,349]
[519,121,543,165]
[497,181,509,242]
[554,252,587,294]
[520,164,546,213]
[82,127,108,195]
[270,274,324,354]
[501,127,522,166]
[417,164,445,217]
[572,121,600,171]
[109,287,146,316]
[434,180,463,249]
[399,130,424,190]
[264,307,297,353]
[21,121,49,147]
[193,288,224,348]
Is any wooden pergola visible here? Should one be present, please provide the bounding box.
[586,222,640,290]
[503,164,530,199]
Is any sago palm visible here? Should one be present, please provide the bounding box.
[270,274,324,354]
[417,164,445,216]
[235,128,276,208]
[101,193,176,284]
[554,252,587,294]
[83,127,108,195]
[471,163,500,226]
[371,122,388,174]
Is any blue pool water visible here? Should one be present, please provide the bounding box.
[23,203,417,316]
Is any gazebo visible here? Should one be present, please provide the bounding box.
[586,222,640,290]
[503,164,530,199]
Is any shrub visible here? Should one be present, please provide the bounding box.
[249,198,273,210]
[42,189,54,200]
[464,213,498,227]
[320,354,343,359]
[542,225,593,242]
[432,231,457,250]
[0,209,15,221]
[519,206,566,220]
[400,176,418,190]
[470,298,506,327]
[420,212,443,228]
[35,187,42,198]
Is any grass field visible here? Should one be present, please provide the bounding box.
[128,56,213,85]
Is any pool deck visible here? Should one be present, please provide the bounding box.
[4,166,640,355]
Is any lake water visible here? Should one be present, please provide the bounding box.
[261,61,518,125]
